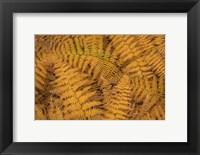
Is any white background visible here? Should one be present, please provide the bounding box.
[13,13,187,142]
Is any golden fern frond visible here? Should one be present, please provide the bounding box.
[131,99,165,120]
[129,74,165,119]
[48,97,64,120]
[35,61,47,92]
[35,104,47,120]
[84,35,104,57]
[123,57,154,79]
[52,59,104,120]
[49,35,122,88]
[35,53,64,120]
[35,35,165,120]
[108,35,164,79]
[35,35,53,53]
[103,75,132,120]
[35,53,57,105]
[144,52,165,77]
[108,35,156,64]
[148,100,165,120]
[158,76,165,97]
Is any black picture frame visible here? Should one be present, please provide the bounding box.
[0,0,200,154]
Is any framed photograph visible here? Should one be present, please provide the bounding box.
[0,0,199,154]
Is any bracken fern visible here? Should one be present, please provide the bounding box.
[35,35,165,120]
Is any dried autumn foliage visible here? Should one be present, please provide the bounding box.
[35,35,165,120]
